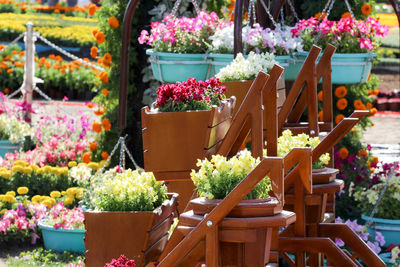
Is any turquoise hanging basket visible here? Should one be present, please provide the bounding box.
[291,52,376,84]
[379,252,400,266]
[39,221,86,253]
[147,50,211,83]
[362,214,400,246]
[275,55,303,81]
[0,140,19,157]
[208,53,234,77]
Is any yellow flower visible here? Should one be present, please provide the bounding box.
[43,165,52,173]
[42,199,53,209]
[64,197,74,205]
[23,200,29,206]
[68,161,77,168]
[23,166,33,174]
[0,171,11,179]
[66,187,77,196]
[0,209,7,215]
[50,191,61,198]
[87,162,99,170]
[17,187,29,195]
[11,165,24,173]
[6,191,16,197]
[30,165,40,172]
[31,195,41,203]
[0,194,5,202]
[77,163,87,167]
[61,191,66,196]
[13,160,28,166]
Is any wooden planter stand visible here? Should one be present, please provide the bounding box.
[84,194,178,267]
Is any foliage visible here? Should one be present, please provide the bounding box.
[354,162,400,220]
[138,10,228,53]
[299,0,377,21]
[155,77,226,112]
[84,167,167,212]
[0,13,97,48]
[0,111,32,145]
[292,16,388,53]
[191,150,271,200]
[7,248,84,266]
[216,51,276,82]
[41,202,84,230]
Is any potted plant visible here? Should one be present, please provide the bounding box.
[38,202,85,253]
[0,113,32,157]
[380,244,400,267]
[138,11,228,82]
[215,51,280,115]
[83,167,178,267]
[185,150,279,266]
[354,162,400,246]
[209,23,304,80]
[290,16,388,84]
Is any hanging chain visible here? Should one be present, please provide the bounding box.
[286,0,299,22]
[119,136,125,170]
[325,0,336,19]
[171,0,200,16]
[260,0,278,28]
[322,0,332,14]
[280,8,285,25]
[0,32,25,54]
[344,0,355,18]
[191,0,200,15]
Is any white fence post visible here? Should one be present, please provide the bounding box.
[23,22,35,122]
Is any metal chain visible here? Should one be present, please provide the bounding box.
[325,0,336,19]
[366,162,399,227]
[280,8,285,25]
[119,136,125,169]
[171,0,200,16]
[191,0,200,14]
[286,0,300,22]
[92,137,123,178]
[260,0,278,28]
[249,0,256,25]
[5,88,22,99]
[322,0,332,14]
[344,0,355,18]
[123,141,143,171]
[0,32,25,54]
[35,33,105,72]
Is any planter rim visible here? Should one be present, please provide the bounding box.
[0,139,19,145]
[221,80,254,83]
[146,49,207,57]
[294,51,377,57]
[196,196,272,203]
[38,221,86,233]
[362,214,400,224]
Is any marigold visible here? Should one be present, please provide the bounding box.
[341,12,351,19]
[369,107,378,116]
[101,151,109,160]
[4,88,9,94]
[103,53,112,64]
[94,108,105,116]
[373,89,379,96]
[358,103,366,110]
[102,118,111,131]
[318,110,323,121]
[372,156,379,164]
[102,88,109,96]
[88,3,97,16]
[361,3,372,15]
[358,150,368,158]
[336,98,348,110]
[86,102,94,109]
[68,161,77,167]
[366,102,372,109]
[92,121,102,133]
[335,114,344,125]
[7,69,13,73]
[11,50,17,54]
[82,152,91,164]
[98,71,109,83]
[89,142,97,151]
[50,191,61,198]
[315,12,327,20]
[90,46,98,59]
[318,90,323,102]
[92,29,98,38]
[353,99,363,109]
[334,86,347,98]
[17,187,29,195]
[108,16,119,28]
[339,147,349,160]
[95,31,105,44]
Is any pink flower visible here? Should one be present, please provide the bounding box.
[359,38,373,50]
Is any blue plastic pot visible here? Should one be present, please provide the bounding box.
[208,53,234,76]
[275,55,303,81]
[362,214,400,246]
[38,221,86,253]
[292,52,376,84]
[0,140,19,157]
[147,50,210,83]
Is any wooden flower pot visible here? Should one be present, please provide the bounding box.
[179,197,283,266]
[84,193,178,267]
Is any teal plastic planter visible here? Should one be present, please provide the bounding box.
[147,50,210,83]
[38,221,86,253]
[275,55,302,81]
[208,53,234,76]
[362,214,400,246]
[379,252,400,266]
[292,52,376,84]
[0,140,19,157]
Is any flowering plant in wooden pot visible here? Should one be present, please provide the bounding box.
[138,11,229,82]
[291,16,388,83]
[83,167,178,267]
[142,77,234,211]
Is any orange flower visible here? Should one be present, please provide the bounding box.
[92,29,98,38]
[334,86,347,98]
[366,102,372,109]
[339,147,349,160]
[369,107,378,116]
[82,152,91,163]
[4,88,9,94]
[49,54,55,60]
[335,114,344,125]
[361,3,372,16]
[92,121,102,133]
[102,88,109,96]
[318,90,323,102]
[372,156,379,165]
[103,53,112,64]
[358,150,368,158]
[108,16,119,28]
[98,71,109,83]
[358,103,366,110]
[86,102,94,108]
[368,73,372,81]
[341,12,351,19]
[101,151,109,160]
[89,142,97,152]
[59,68,66,74]
[315,12,327,20]
[373,89,379,96]
[11,50,17,54]
[336,98,348,110]
[102,118,111,131]
[318,110,323,121]
[7,69,13,73]
[88,3,97,16]
[94,109,105,116]
[19,51,24,57]
[90,46,98,59]
[95,31,105,44]
[353,99,363,109]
